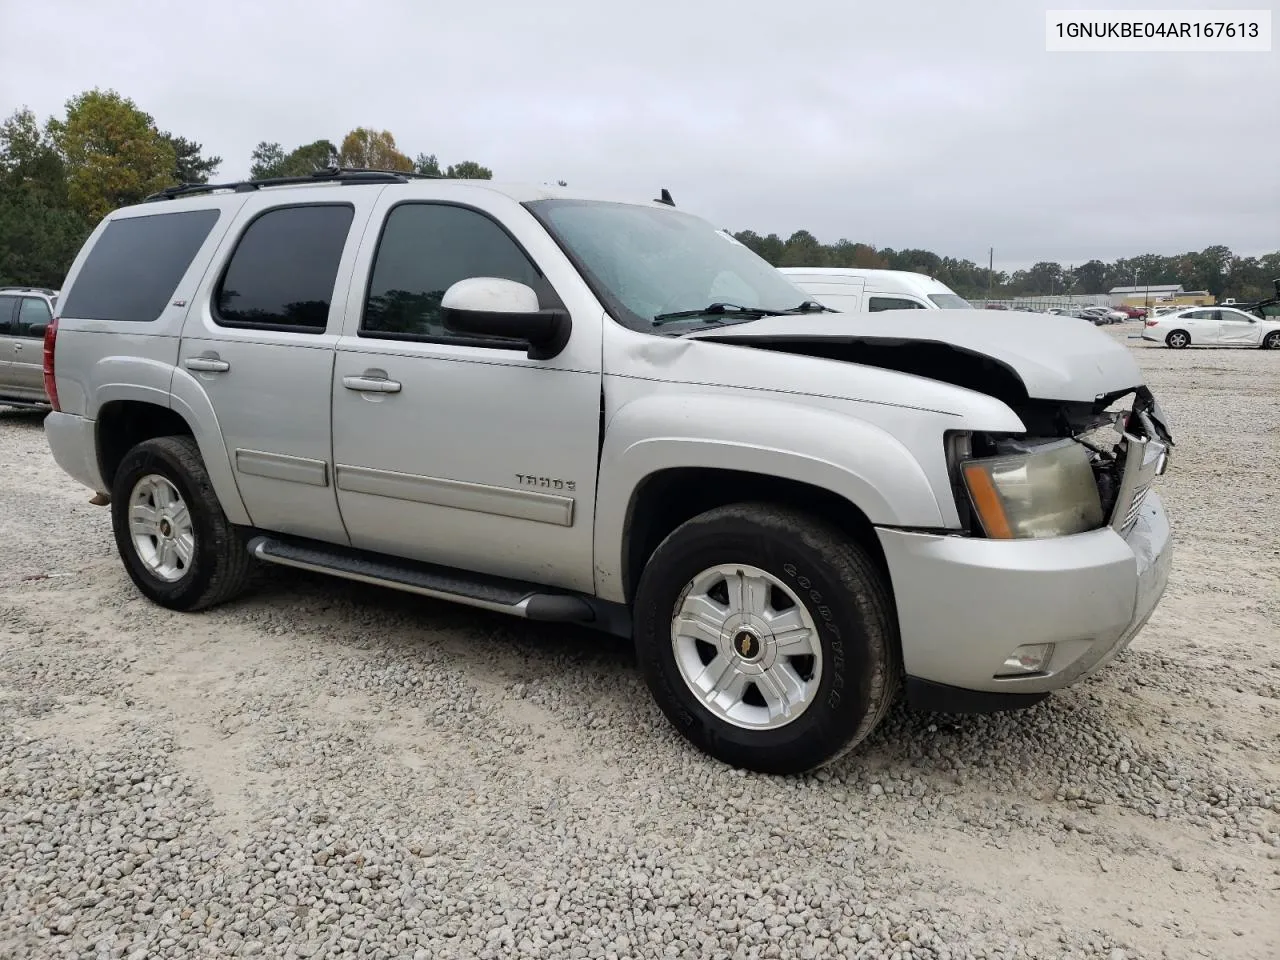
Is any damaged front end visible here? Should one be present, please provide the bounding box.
[948,387,1173,540]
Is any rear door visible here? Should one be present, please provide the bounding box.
[11,297,54,396]
[0,295,19,392]
[177,189,382,545]
[1217,308,1262,345]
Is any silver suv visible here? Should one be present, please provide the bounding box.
[0,286,57,407]
[41,168,1174,773]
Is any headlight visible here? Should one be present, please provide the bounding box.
[959,439,1104,539]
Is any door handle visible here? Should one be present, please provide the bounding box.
[342,375,401,394]
[13,343,21,351]
[186,357,230,373]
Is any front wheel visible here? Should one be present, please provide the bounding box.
[111,435,254,612]
[1165,330,1190,349]
[633,503,900,774]
[1263,330,1280,350]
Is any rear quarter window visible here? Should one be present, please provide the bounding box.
[59,209,221,323]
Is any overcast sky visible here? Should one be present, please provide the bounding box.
[4,0,1277,270]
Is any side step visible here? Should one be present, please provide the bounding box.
[247,535,597,624]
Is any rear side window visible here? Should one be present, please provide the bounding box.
[868,296,926,312]
[59,209,221,322]
[215,204,355,332]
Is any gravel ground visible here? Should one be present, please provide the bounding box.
[1,325,1277,960]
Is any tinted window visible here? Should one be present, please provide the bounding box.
[215,205,354,331]
[868,296,926,312]
[0,295,17,333]
[16,298,52,337]
[361,203,542,341]
[60,209,220,322]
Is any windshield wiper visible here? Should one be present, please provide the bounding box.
[652,300,833,327]
[792,300,835,313]
[652,303,787,326]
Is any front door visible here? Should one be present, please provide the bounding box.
[331,195,603,594]
[178,193,379,545]
[1179,309,1220,344]
[1217,308,1262,346]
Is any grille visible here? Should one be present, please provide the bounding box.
[1119,480,1152,533]
[1108,417,1168,535]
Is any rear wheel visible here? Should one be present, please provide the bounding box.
[1165,330,1190,349]
[633,503,900,774]
[1263,330,1280,350]
[111,436,254,611]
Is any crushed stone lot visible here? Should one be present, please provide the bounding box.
[1,327,1277,960]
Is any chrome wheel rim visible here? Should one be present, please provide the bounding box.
[1169,333,1187,348]
[670,564,823,730]
[128,475,194,583]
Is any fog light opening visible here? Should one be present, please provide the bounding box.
[996,643,1056,677]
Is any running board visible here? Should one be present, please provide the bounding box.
[247,535,597,623]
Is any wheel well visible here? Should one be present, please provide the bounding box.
[622,467,890,604]
[1166,328,1189,342]
[97,401,194,489]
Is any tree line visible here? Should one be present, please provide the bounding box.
[2,88,1276,302]
[0,89,496,288]
[731,230,1280,303]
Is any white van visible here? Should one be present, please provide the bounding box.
[779,267,971,313]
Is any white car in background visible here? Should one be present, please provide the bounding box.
[777,267,971,312]
[1142,306,1280,349]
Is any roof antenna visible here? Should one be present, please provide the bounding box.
[654,188,674,207]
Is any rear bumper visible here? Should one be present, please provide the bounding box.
[877,490,1172,702]
[44,411,105,494]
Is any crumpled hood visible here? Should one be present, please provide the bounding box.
[683,308,1145,404]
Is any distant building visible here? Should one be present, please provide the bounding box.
[1108,284,1212,308]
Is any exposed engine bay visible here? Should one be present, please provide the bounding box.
[690,331,1175,538]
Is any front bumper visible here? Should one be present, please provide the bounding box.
[44,411,106,494]
[876,489,1172,701]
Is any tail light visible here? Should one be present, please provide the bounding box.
[1144,320,1158,327]
[43,317,61,411]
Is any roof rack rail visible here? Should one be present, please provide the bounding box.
[0,285,57,295]
[143,166,443,202]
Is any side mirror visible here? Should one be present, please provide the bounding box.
[27,323,48,338]
[440,277,571,360]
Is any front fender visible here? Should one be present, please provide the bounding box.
[593,393,948,603]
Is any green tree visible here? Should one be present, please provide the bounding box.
[413,153,441,176]
[250,139,338,179]
[779,230,827,267]
[338,128,412,171]
[445,160,493,180]
[0,192,88,287]
[0,107,68,202]
[48,89,175,222]
[249,141,286,179]
[162,133,220,184]
[1073,259,1108,294]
